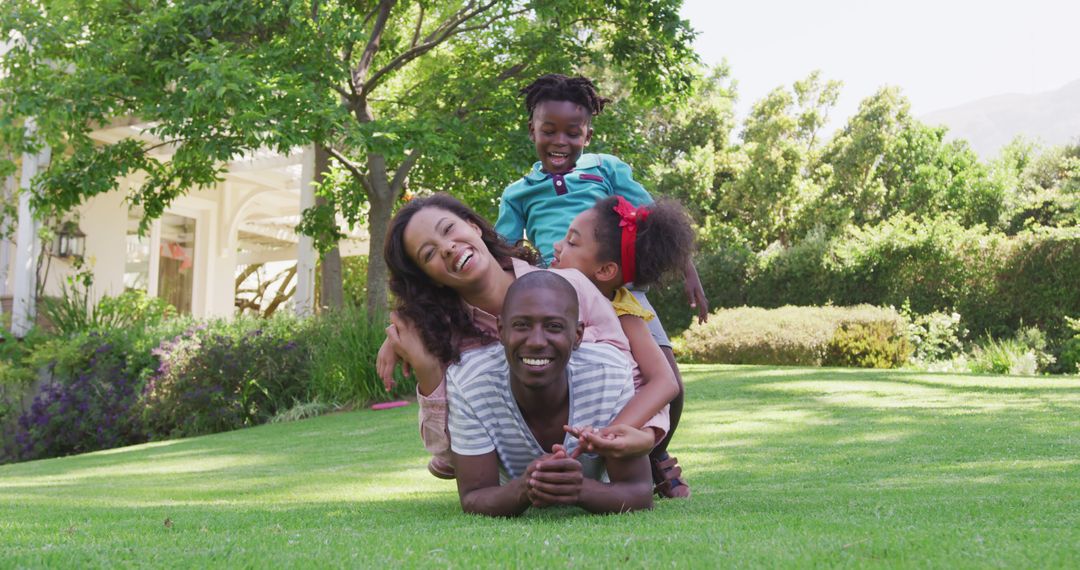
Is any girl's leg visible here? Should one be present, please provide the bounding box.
[630,288,691,498]
[652,346,684,455]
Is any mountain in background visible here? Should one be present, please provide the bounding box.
[921,79,1080,159]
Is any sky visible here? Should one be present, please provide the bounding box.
[680,0,1080,129]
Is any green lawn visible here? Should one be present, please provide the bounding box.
[2,366,1079,568]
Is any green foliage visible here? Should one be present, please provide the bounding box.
[649,227,754,335]
[902,304,968,365]
[823,321,913,369]
[720,71,840,248]
[986,227,1080,343]
[141,316,309,439]
[968,338,1039,376]
[745,219,1080,355]
[305,304,412,406]
[1058,317,1080,374]
[10,334,148,461]
[340,256,370,308]
[995,140,1080,233]
[40,267,177,337]
[0,0,698,316]
[3,317,189,462]
[270,398,338,424]
[680,305,905,366]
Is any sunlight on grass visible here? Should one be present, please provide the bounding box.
[92,439,184,456]
[0,455,278,491]
[754,380,1053,410]
[835,430,911,445]
[908,373,1080,390]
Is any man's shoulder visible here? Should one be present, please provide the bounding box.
[569,343,631,376]
[447,344,507,391]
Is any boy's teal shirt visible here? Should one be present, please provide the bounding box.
[495,153,653,264]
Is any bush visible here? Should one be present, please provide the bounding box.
[903,305,968,365]
[0,329,47,433]
[749,215,1004,316]
[824,321,913,369]
[305,304,413,406]
[141,316,309,439]
[966,327,1056,376]
[41,269,177,337]
[9,333,149,461]
[983,227,1080,343]
[681,305,906,366]
[736,217,1080,367]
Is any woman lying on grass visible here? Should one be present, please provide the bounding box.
[376,194,676,489]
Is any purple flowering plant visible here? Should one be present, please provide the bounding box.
[141,316,309,439]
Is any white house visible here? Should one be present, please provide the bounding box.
[2,118,369,335]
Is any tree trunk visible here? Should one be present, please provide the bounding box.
[314,145,344,309]
[364,184,393,322]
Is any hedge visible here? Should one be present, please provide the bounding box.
[653,218,1080,352]
[680,305,910,367]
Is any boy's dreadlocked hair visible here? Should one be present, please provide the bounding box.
[590,196,696,289]
[520,74,611,119]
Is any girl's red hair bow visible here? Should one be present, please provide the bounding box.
[613,196,650,284]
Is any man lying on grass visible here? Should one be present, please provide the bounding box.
[447,271,655,516]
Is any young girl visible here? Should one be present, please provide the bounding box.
[552,195,696,498]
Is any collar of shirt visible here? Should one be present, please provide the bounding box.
[524,154,602,183]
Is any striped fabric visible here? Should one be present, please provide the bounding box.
[447,342,635,481]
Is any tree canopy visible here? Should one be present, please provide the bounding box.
[1,0,698,315]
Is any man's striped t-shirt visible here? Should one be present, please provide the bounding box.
[447,342,635,481]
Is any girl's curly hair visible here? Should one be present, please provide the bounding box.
[520,74,611,119]
[590,196,696,288]
[384,193,540,365]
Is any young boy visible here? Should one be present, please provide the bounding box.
[494,74,703,498]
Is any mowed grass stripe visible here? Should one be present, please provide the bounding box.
[1,365,1078,568]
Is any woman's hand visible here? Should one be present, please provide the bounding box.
[565,424,656,459]
[388,312,444,396]
[376,336,404,391]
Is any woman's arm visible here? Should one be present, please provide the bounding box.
[385,312,445,396]
[610,314,679,428]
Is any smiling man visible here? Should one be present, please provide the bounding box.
[446,271,654,517]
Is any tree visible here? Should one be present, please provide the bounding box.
[814,87,1006,232]
[723,71,840,248]
[1,0,696,317]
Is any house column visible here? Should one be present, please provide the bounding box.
[0,171,15,303]
[12,118,51,337]
[293,145,316,317]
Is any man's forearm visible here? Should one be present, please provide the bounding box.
[576,478,653,514]
[459,477,531,517]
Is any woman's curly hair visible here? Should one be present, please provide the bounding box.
[520,74,611,119]
[384,193,540,365]
[590,196,696,288]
